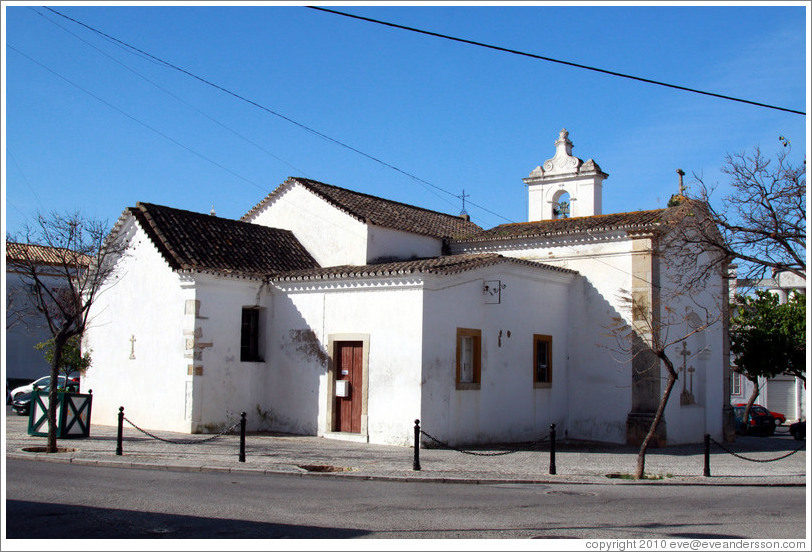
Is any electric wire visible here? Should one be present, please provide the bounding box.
[42,7,513,224]
[16,10,678,288]
[7,44,268,194]
[8,38,661,288]
[8,149,46,211]
[308,6,805,116]
[30,7,312,180]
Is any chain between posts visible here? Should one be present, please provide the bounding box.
[709,436,806,463]
[123,416,241,444]
[418,428,550,456]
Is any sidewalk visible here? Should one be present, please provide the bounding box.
[4,407,806,486]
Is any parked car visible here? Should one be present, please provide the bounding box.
[9,374,80,401]
[733,405,776,436]
[11,392,32,416]
[733,403,786,425]
[789,420,806,441]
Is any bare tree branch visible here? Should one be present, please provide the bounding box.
[688,140,806,284]
[6,211,126,452]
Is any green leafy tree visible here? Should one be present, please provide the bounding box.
[730,290,806,430]
[34,335,92,389]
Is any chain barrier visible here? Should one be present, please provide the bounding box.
[123,416,240,445]
[710,436,806,463]
[419,429,549,457]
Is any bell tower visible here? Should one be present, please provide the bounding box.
[524,129,609,221]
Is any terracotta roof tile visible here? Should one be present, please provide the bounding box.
[6,242,92,268]
[453,209,669,243]
[274,253,577,282]
[243,177,482,239]
[130,203,319,277]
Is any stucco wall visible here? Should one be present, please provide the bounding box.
[189,277,274,433]
[454,236,637,443]
[658,239,727,444]
[527,176,603,221]
[366,225,443,263]
[453,231,728,445]
[82,219,191,432]
[271,280,424,445]
[420,265,576,446]
[244,183,368,267]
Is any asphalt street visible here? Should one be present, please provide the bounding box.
[5,458,807,540]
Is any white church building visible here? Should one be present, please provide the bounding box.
[83,130,732,447]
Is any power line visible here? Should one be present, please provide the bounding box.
[30,7,312,180]
[7,44,268,193]
[308,6,805,117]
[42,7,514,225]
[8,149,46,211]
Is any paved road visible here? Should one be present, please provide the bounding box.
[5,458,806,540]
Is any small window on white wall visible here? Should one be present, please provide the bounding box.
[731,371,742,396]
[241,307,263,362]
[456,328,481,390]
[533,334,553,388]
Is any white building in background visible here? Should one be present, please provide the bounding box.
[5,243,90,386]
[83,130,732,447]
[731,272,806,423]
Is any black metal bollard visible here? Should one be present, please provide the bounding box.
[239,412,247,462]
[703,433,711,477]
[116,406,124,456]
[413,419,421,471]
[549,423,557,475]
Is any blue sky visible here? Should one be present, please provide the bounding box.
[2,2,809,237]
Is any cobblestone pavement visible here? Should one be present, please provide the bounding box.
[4,406,806,486]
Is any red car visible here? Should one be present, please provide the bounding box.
[734,404,786,425]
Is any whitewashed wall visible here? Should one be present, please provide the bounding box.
[245,183,369,266]
[658,240,727,444]
[366,225,443,263]
[527,176,603,221]
[453,235,637,443]
[270,279,425,445]
[453,231,728,445]
[420,264,577,446]
[189,276,274,432]
[83,219,191,432]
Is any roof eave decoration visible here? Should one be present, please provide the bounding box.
[452,209,668,244]
[273,253,578,283]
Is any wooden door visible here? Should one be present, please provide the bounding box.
[335,341,363,433]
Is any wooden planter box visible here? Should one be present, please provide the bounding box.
[28,390,93,438]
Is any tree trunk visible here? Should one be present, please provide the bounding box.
[635,356,678,479]
[742,379,761,436]
[46,335,67,453]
